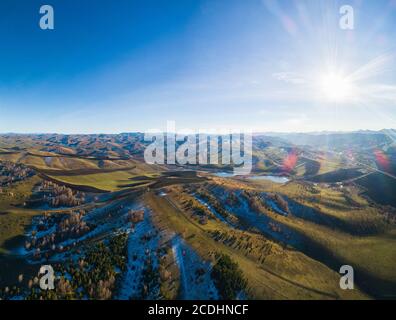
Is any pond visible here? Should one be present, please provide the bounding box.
[247,175,289,184]
[213,172,290,184]
[213,172,236,178]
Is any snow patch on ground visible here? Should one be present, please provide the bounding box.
[171,236,218,300]
[116,207,161,300]
[211,187,303,249]
[194,196,234,228]
[260,193,288,216]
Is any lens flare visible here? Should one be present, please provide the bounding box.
[320,72,355,102]
[373,149,390,171]
[282,149,298,172]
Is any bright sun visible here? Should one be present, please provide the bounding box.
[320,73,355,102]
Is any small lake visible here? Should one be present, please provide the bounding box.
[247,175,289,184]
[214,172,236,178]
[213,172,289,184]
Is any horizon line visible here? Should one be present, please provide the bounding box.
[0,128,395,136]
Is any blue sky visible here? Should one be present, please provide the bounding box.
[1,0,396,133]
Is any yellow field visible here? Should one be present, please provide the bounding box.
[51,170,153,192]
[0,176,42,253]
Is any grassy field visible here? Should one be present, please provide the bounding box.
[355,172,396,207]
[0,176,42,253]
[49,170,150,192]
[47,169,204,192]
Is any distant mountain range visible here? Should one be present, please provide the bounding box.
[1,129,395,157]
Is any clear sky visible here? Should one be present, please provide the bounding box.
[1,0,396,133]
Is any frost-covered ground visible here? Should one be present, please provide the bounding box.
[260,193,288,216]
[7,191,244,300]
[211,187,304,249]
[172,235,218,300]
[14,198,137,262]
[116,206,161,300]
[194,196,234,228]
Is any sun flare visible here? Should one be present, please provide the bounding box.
[320,73,355,102]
